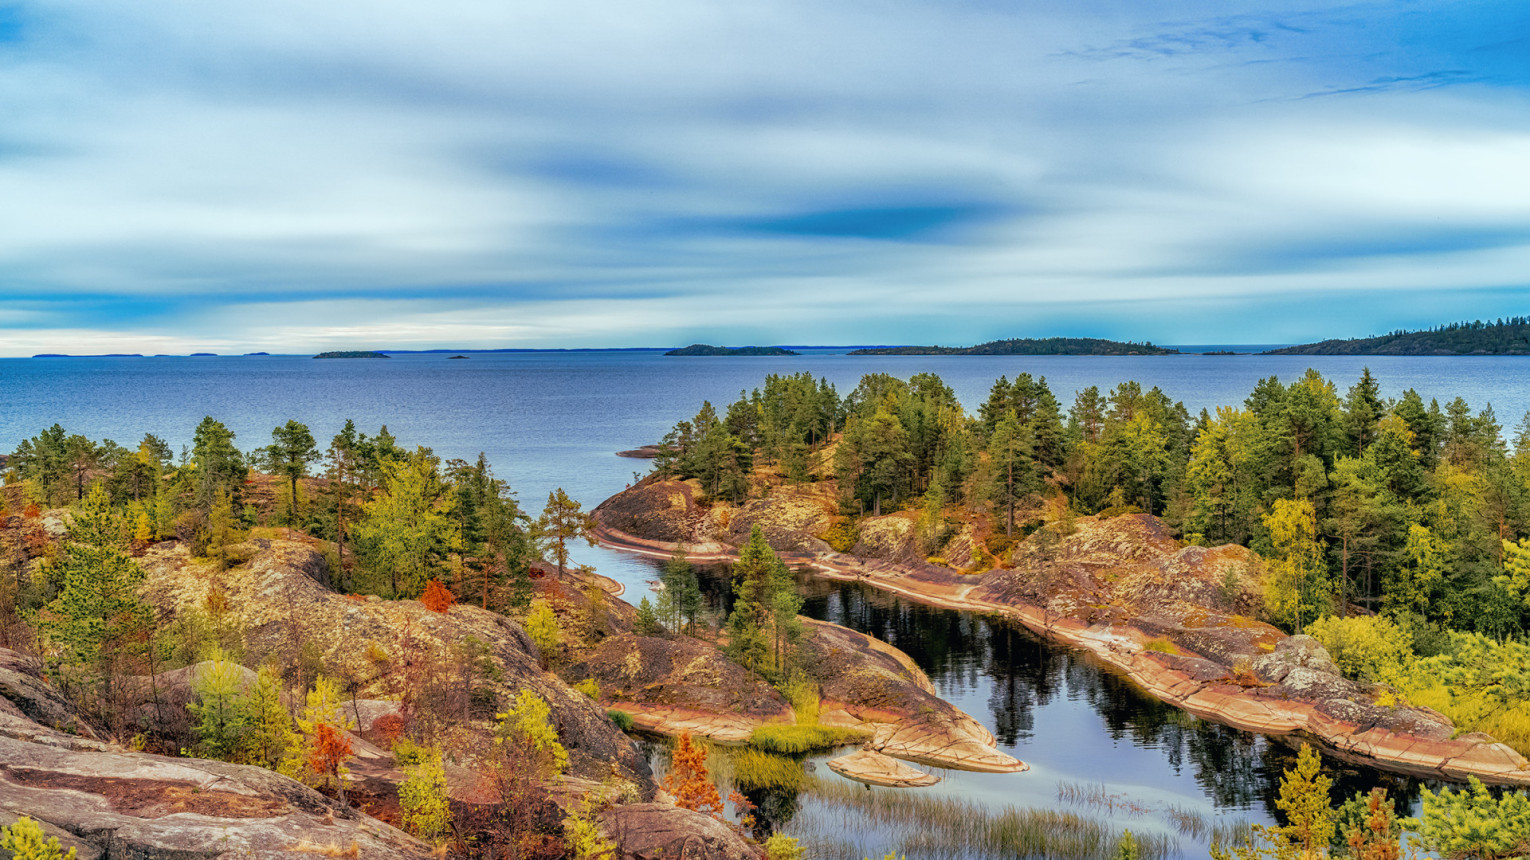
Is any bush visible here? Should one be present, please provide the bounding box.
[573,678,600,700]
[1143,637,1179,655]
[0,816,76,860]
[1305,614,1414,683]
[822,521,859,553]
[607,709,635,732]
[731,749,804,792]
[765,834,805,860]
[749,724,869,754]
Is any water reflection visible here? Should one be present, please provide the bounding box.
[685,562,1431,828]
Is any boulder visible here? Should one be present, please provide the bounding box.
[827,749,940,787]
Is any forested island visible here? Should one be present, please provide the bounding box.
[1267,317,1530,355]
[665,344,800,356]
[314,350,390,359]
[849,337,1178,356]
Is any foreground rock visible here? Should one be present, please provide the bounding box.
[139,539,654,793]
[827,749,940,787]
[0,710,433,860]
[600,804,765,860]
[594,480,1530,786]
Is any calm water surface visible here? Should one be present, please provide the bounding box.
[1,350,1508,854]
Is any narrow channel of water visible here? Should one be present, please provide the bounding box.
[629,557,1437,858]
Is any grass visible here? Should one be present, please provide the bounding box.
[732,749,806,792]
[606,709,635,732]
[749,724,870,755]
[1142,637,1180,656]
[783,778,1177,860]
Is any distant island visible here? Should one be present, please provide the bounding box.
[190,352,218,357]
[447,354,469,359]
[314,350,389,359]
[1266,318,1530,356]
[664,344,799,356]
[849,337,1179,356]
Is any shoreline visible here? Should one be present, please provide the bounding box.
[590,518,1530,787]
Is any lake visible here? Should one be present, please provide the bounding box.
[2,349,1520,855]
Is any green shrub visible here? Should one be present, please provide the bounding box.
[764,834,805,860]
[749,724,869,754]
[732,749,804,792]
[0,816,76,860]
[1305,614,1414,683]
[822,521,859,553]
[607,709,635,732]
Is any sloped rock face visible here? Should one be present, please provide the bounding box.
[799,620,1023,773]
[0,648,96,738]
[564,634,793,742]
[595,479,708,544]
[0,711,433,860]
[827,749,940,787]
[138,540,653,792]
[600,803,765,860]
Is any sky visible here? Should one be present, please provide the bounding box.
[0,0,1528,354]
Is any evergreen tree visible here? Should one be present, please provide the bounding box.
[657,548,702,634]
[535,488,591,578]
[987,410,1035,538]
[354,449,454,598]
[187,655,252,760]
[36,485,155,726]
[263,420,318,525]
[191,416,247,512]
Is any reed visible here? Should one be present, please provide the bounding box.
[749,724,870,755]
[732,749,806,792]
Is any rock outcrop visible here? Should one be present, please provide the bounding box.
[600,804,765,860]
[826,749,940,787]
[799,620,1024,773]
[138,539,654,793]
[564,634,794,742]
[0,708,434,860]
[593,481,1530,786]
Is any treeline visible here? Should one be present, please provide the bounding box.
[848,336,1178,356]
[658,367,1530,637]
[1268,317,1530,355]
[5,418,558,610]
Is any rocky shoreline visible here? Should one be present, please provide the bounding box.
[591,481,1530,787]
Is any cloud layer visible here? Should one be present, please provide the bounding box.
[1,0,1528,352]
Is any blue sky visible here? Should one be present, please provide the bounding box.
[0,0,1527,353]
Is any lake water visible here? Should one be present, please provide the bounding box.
[2,350,1519,855]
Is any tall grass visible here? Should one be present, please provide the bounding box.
[783,778,1178,860]
[750,724,870,755]
[732,749,806,792]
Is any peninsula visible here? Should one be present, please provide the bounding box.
[1266,317,1530,355]
[664,344,799,356]
[594,367,1530,789]
[849,337,1178,356]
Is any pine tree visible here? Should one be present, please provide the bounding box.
[354,449,453,597]
[186,654,252,760]
[1274,744,1334,857]
[264,420,318,526]
[37,485,155,726]
[536,488,592,578]
[1405,776,1530,860]
[243,665,297,771]
[635,597,663,636]
[0,817,77,860]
